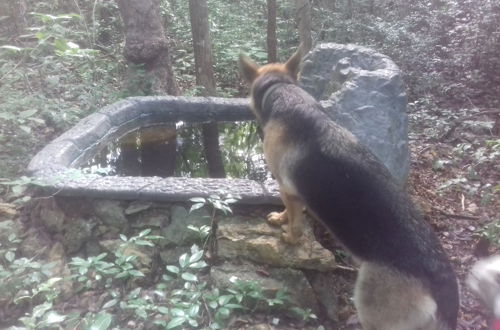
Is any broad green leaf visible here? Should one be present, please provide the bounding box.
[166,316,186,329]
[44,311,66,324]
[216,307,230,319]
[188,304,200,317]
[5,250,15,262]
[128,270,145,277]
[189,261,208,269]
[89,312,113,330]
[19,125,31,134]
[134,239,154,247]
[102,299,118,309]
[166,265,180,274]
[189,202,205,213]
[157,306,169,314]
[189,250,204,264]
[179,253,189,268]
[181,272,198,282]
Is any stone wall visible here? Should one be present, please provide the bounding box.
[32,196,351,324]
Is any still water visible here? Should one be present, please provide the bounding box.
[81,122,268,181]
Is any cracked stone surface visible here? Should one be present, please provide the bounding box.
[300,43,409,183]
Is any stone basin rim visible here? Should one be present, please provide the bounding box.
[28,96,282,205]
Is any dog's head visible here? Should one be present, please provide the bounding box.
[238,49,302,122]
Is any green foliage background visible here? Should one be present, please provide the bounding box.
[0,0,498,179]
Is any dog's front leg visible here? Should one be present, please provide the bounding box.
[274,189,304,245]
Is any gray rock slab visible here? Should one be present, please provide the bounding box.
[217,216,336,271]
[300,43,409,183]
[93,200,128,233]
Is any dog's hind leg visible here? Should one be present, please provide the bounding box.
[354,262,439,330]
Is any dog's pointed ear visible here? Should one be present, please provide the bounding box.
[239,54,259,83]
[285,48,302,80]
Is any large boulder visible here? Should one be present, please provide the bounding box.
[300,43,409,183]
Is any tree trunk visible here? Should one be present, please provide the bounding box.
[118,0,178,96]
[296,0,312,55]
[346,0,354,19]
[188,0,226,178]
[267,0,277,63]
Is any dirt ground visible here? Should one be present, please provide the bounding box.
[405,106,499,330]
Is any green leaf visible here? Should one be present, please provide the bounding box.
[166,316,186,329]
[216,307,230,319]
[33,302,52,318]
[102,299,118,309]
[134,239,154,247]
[135,308,148,319]
[128,270,145,277]
[189,250,204,264]
[181,272,198,282]
[189,203,205,213]
[157,306,169,314]
[218,295,233,306]
[89,312,113,330]
[138,228,152,237]
[166,265,180,274]
[189,197,206,203]
[188,304,200,317]
[44,311,66,324]
[0,45,22,52]
[188,318,199,327]
[189,261,208,269]
[5,250,15,262]
[179,253,189,268]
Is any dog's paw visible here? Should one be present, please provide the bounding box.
[267,211,287,225]
[281,231,300,245]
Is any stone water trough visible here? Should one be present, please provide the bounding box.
[27,43,409,324]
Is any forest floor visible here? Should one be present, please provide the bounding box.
[0,101,498,329]
[404,103,499,330]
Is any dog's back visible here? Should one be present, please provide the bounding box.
[261,81,458,329]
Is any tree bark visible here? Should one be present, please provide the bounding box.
[188,0,226,178]
[118,0,178,96]
[296,0,312,55]
[267,0,277,63]
[346,0,354,19]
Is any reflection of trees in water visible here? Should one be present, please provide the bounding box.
[83,122,268,181]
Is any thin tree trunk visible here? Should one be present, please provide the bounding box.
[118,0,177,177]
[346,0,354,19]
[296,0,312,55]
[267,0,277,63]
[118,0,178,96]
[188,0,226,178]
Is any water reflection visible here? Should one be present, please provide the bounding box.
[81,122,268,181]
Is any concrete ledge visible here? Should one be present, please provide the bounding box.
[28,96,281,205]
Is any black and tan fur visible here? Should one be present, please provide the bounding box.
[239,50,459,330]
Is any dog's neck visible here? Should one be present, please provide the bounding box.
[251,72,295,125]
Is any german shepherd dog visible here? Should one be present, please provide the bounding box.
[239,50,459,330]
